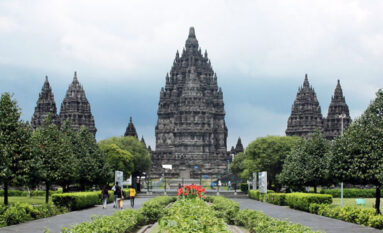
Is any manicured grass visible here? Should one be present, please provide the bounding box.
[0,196,52,205]
[332,198,382,209]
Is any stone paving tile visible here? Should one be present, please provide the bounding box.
[231,198,382,233]
[0,198,150,233]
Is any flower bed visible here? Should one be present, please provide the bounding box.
[177,184,206,199]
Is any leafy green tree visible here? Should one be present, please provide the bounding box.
[279,130,330,192]
[30,119,62,203]
[99,143,134,179]
[329,89,383,214]
[0,93,32,205]
[75,126,111,190]
[230,152,246,177]
[242,136,301,190]
[98,136,151,188]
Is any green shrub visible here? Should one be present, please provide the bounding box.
[368,214,383,230]
[320,188,381,198]
[267,193,287,205]
[240,183,251,193]
[0,202,65,227]
[248,190,275,201]
[234,209,318,232]
[52,192,100,211]
[207,195,240,224]
[285,193,332,211]
[61,196,176,232]
[0,190,62,197]
[159,198,230,232]
[308,203,381,228]
[139,196,176,224]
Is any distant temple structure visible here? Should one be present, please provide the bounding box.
[31,76,60,128]
[286,75,351,139]
[151,27,231,178]
[32,72,97,136]
[230,137,244,155]
[124,116,138,138]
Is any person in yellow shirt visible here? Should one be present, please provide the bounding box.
[129,186,136,208]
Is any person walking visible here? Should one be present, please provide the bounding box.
[113,182,123,209]
[129,186,136,208]
[101,185,109,209]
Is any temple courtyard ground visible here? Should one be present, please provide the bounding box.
[0,197,381,233]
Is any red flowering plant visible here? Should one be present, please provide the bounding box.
[177,184,206,199]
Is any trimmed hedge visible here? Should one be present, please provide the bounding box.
[52,192,100,211]
[0,203,66,227]
[285,193,332,211]
[61,196,176,232]
[248,190,275,201]
[235,209,319,232]
[0,190,62,197]
[266,193,287,206]
[309,203,383,230]
[320,188,382,198]
[206,195,240,224]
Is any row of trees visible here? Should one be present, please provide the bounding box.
[0,92,151,205]
[232,89,383,214]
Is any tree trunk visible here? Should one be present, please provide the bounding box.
[376,186,381,214]
[314,186,317,193]
[4,182,8,205]
[45,182,50,204]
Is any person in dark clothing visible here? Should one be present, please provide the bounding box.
[101,186,109,209]
[113,182,123,209]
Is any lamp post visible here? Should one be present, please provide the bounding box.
[339,113,346,208]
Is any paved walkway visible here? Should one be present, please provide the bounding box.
[231,198,382,233]
[0,198,150,233]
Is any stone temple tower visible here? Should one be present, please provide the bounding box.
[124,116,138,138]
[151,27,230,178]
[59,72,97,136]
[286,74,323,137]
[31,76,60,128]
[323,80,351,140]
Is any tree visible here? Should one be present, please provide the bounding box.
[99,143,134,179]
[0,93,32,205]
[279,130,330,192]
[242,136,301,190]
[230,152,246,177]
[329,89,383,214]
[75,126,111,190]
[98,136,151,188]
[30,119,62,203]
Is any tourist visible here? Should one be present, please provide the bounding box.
[101,185,109,209]
[113,182,123,209]
[228,180,232,190]
[129,186,136,208]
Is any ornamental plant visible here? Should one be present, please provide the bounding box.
[177,184,206,199]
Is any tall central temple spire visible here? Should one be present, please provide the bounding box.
[152,27,230,179]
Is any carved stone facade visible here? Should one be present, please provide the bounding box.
[59,72,97,136]
[124,116,138,138]
[286,75,351,139]
[323,80,352,140]
[151,27,230,178]
[31,76,60,128]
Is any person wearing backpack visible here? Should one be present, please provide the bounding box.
[113,182,123,209]
[101,185,109,209]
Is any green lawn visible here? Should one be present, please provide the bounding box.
[0,196,52,205]
[332,198,382,209]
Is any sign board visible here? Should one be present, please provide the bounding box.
[194,166,198,169]
[258,171,267,194]
[125,175,132,186]
[162,164,172,170]
[211,182,217,187]
[252,172,257,191]
[115,170,123,186]
[204,175,209,178]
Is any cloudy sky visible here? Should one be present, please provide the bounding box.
[0,0,382,149]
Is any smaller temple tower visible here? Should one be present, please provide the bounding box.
[234,137,244,154]
[286,74,323,137]
[59,72,97,136]
[124,116,138,138]
[31,76,60,128]
[324,80,352,140]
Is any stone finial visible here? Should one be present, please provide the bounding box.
[188,27,196,38]
[303,74,309,87]
[125,116,138,138]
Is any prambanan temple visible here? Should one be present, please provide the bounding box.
[32,72,97,136]
[150,27,232,179]
[286,74,351,140]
